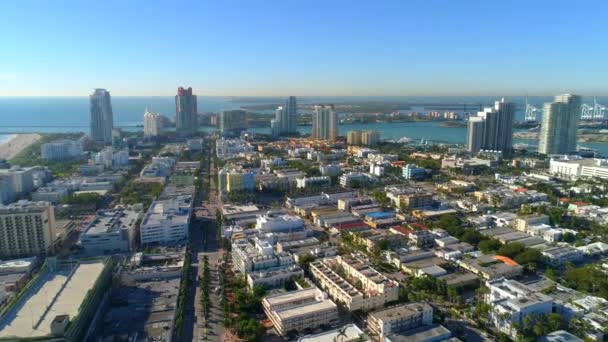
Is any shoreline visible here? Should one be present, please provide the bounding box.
[0,134,42,160]
[514,131,608,144]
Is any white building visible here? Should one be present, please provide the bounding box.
[140,196,191,246]
[0,166,36,196]
[216,138,253,159]
[93,147,129,168]
[79,208,142,255]
[550,157,608,180]
[232,238,295,274]
[143,109,162,136]
[319,164,341,176]
[402,164,426,180]
[367,303,433,340]
[246,265,304,290]
[255,211,304,233]
[541,246,584,266]
[296,176,331,189]
[0,201,56,258]
[486,278,553,338]
[339,172,375,188]
[369,163,385,177]
[263,287,339,336]
[298,324,364,342]
[40,140,82,161]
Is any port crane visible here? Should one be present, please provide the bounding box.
[581,98,607,121]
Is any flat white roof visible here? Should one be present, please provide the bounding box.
[264,287,318,308]
[298,324,363,342]
[275,299,336,321]
[0,261,105,338]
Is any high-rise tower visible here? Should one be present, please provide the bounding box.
[271,96,298,137]
[143,108,162,137]
[466,98,515,156]
[538,94,582,155]
[90,88,114,144]
[285,96,297,134]
[175,87,198,137]
[311,105,338,141]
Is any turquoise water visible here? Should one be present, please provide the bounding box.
[1,96,607,155]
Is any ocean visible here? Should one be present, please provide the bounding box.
[1,96,607,154]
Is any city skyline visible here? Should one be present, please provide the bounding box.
[1,1,608,96]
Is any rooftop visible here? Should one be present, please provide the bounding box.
[84,209,141,235]
[264,287,319,308]
[0,261,106,338]
[275,299,337,321]
[370,303,432,322]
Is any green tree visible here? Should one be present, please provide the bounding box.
[497,242,525,259]
[479,239,502,254]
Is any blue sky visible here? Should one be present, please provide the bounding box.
[0,0,607,96]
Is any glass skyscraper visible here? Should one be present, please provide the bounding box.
[538,94,582,155]
[90,88,114,144]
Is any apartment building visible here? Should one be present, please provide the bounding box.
[367,303,433,341]
[140,196,191,246]
[385,186,434,209]
[0,201,55,258]
[514,214,550,232]
[486,278,553,338]
[263,287,339,336]
[309,254,399,311]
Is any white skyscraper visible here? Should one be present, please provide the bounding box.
[311,105,338,141]
[143,109,162,137]
[538,94,582,155]
[90,89,114,144]
[466,98,515,156]
[271,96,298,137]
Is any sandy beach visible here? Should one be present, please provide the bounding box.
[0,134,42,160]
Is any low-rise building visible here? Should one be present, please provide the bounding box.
[41,140,82,161]
[140,196,191,246]
[296,176,331,189]
[514,214,550,232]
[339,172,376,188]
[255,211,304,233]
[486,278,553,338]
[320,164,342,176]
[298,324,364,342]
[79,208,142,255]
[263,286,339,336]
[247,264,304,289]
[386,185,434,209]
[541,246,584,266]
[457,254,523,280]
[402,164,427,180]
[309,254,399,311]
[367,303,433,341]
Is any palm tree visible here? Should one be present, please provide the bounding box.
[333,326,348,342]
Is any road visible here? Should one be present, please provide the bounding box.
[190,139,226,341]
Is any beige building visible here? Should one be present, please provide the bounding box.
[309,254,399,311]
[347,130,380,146]
[0,200,56,258]
[262,287,339,336]
[367,303,433,341]
[386,186,434,209]
[513,214,550,232]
